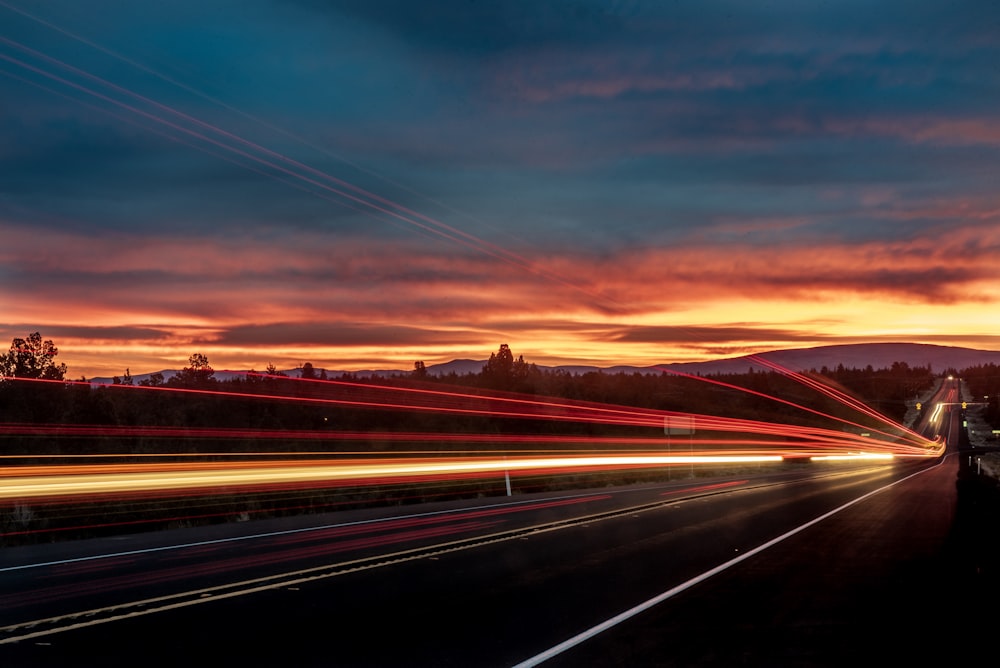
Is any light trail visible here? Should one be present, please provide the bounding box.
[654,364,929,449]
[809,453,895,462]
[0,492,616,572]
[748,355,929,444]
[0,454,783,501]
[0,374,942,459]
[239,371,938,455]
[0,425,913,456]
[1,375,663,428]
[0,369,940,508]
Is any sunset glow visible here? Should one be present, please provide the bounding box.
[3,2,1000,378]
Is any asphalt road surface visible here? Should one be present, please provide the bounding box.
[2,384,997,666]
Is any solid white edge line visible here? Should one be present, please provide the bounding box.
[511,458,944,667]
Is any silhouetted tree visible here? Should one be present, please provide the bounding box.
[0,332,67,381]
[486,344,514,375]
[300,362,317,380]
[139,372,164,387]
[413,360,428,379]
[170,354,215,387]
[265,363,286,377]
[482,344,536,391]
[113,368,134,386]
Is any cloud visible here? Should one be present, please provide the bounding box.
[4,211,997,381]
[608,325,833,345]
[214,322,488,348]
[4,1,1000,377]
[300,0,627,56]
[0,325,173,343]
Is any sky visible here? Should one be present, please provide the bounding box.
[2,0,1000,379]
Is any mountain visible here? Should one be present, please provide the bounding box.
[423,343,1000,377]
[423,359,488,376]
[660,343,1000,376]
[89,343,1000,385]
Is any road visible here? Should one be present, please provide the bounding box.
[2,380,996,666]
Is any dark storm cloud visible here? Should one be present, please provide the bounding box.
[215,322,486,348]
[7,0,1000,248]
[307,0,1000,62]
[280,1,1000,251]
[0,324,172,343]
[300,0,625,55]
[610,325,833,345]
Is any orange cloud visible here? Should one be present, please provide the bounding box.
[3,217,999,379]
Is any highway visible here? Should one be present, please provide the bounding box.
[2,380,995,666]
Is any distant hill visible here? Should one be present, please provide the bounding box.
[423,359,487,376]
[426,343,1000,377]
[89,343,1000,385]
[661,343,1000,376]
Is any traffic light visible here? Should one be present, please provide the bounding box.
[916,402,922,411]
[962,401,967,410]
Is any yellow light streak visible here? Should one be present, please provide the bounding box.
[0,455,783,500]
[809,453,895,462]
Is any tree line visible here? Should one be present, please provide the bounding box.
[0,332,949,456]
[960,364,1000,427]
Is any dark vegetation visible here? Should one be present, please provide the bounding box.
[1,343,937,457]
[0,334,946,544]
[959,363,1000,428]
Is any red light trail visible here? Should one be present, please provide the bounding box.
[0,365,942,514]
[0,372,937,452]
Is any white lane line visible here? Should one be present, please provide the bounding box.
[0,490,605,573]
[0,479,755,644]
[512,460,944,667]
[0,488,685,644]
